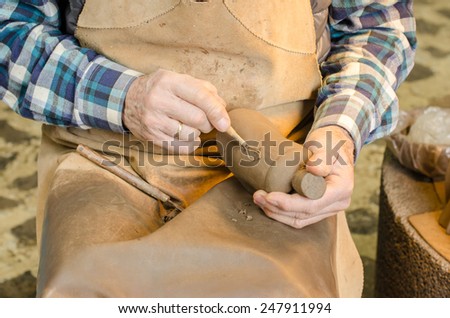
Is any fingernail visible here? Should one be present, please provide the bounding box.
[253,196,265,206]
[268,200,279,207]
[216,118,230,132]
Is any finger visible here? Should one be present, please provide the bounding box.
[264,209,337,229]
[257,188,347,221]
[163,118,201,142]
[264,196,349,220]
[141,127,201,155]
[255,188,348,229]
[304,126,355,177]
[164,97,214,133]
[170,76,230,132]
[305,148,335,177]
[254,189,268,199]
[263,191,324,215]
[261,180,351,215]
[254,190,308,214]
[176,124,201,142]
[253,190,269,208]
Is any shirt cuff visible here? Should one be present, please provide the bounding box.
[76,56,143,133]
[311,92,374,158]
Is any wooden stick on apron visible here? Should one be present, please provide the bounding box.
[76,144,183,220]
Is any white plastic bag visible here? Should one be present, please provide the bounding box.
[386,107,450,179]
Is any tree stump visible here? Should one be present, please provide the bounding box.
[376,149,450,297]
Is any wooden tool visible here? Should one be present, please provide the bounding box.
[76,144,183,214]
[226,126,261,160]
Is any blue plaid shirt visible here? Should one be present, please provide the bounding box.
[0,1,416,155]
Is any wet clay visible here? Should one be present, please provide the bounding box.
[217,108,326,199]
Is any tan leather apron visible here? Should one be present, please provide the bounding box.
[36,0,363,297]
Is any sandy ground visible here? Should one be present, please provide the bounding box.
[0,0,449,298]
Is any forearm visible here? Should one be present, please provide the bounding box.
[312,0,417,156]
[0,0,141,132]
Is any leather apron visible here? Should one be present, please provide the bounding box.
[36,0,363,297]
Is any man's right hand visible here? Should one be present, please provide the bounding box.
[123,69,230,154]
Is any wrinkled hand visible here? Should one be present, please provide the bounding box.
[124,69,230,153]
[253,125,355,229]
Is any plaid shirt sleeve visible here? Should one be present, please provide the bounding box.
[311,0,417,156]
[0,0,142,132]
[1,1,416,142]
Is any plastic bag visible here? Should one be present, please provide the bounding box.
[407,107,450,146]
[385,107,450,179]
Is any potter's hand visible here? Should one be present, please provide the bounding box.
[123,69,230,153]
[253,126,355,229]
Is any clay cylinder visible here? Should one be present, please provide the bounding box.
[216,108,326,199]
[291,169,327,200]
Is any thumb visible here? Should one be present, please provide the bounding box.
[303,125,355,177]
[305,148,334,177]
[303,125,348,177]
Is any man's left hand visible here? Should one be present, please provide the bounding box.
[253,125,355,229]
